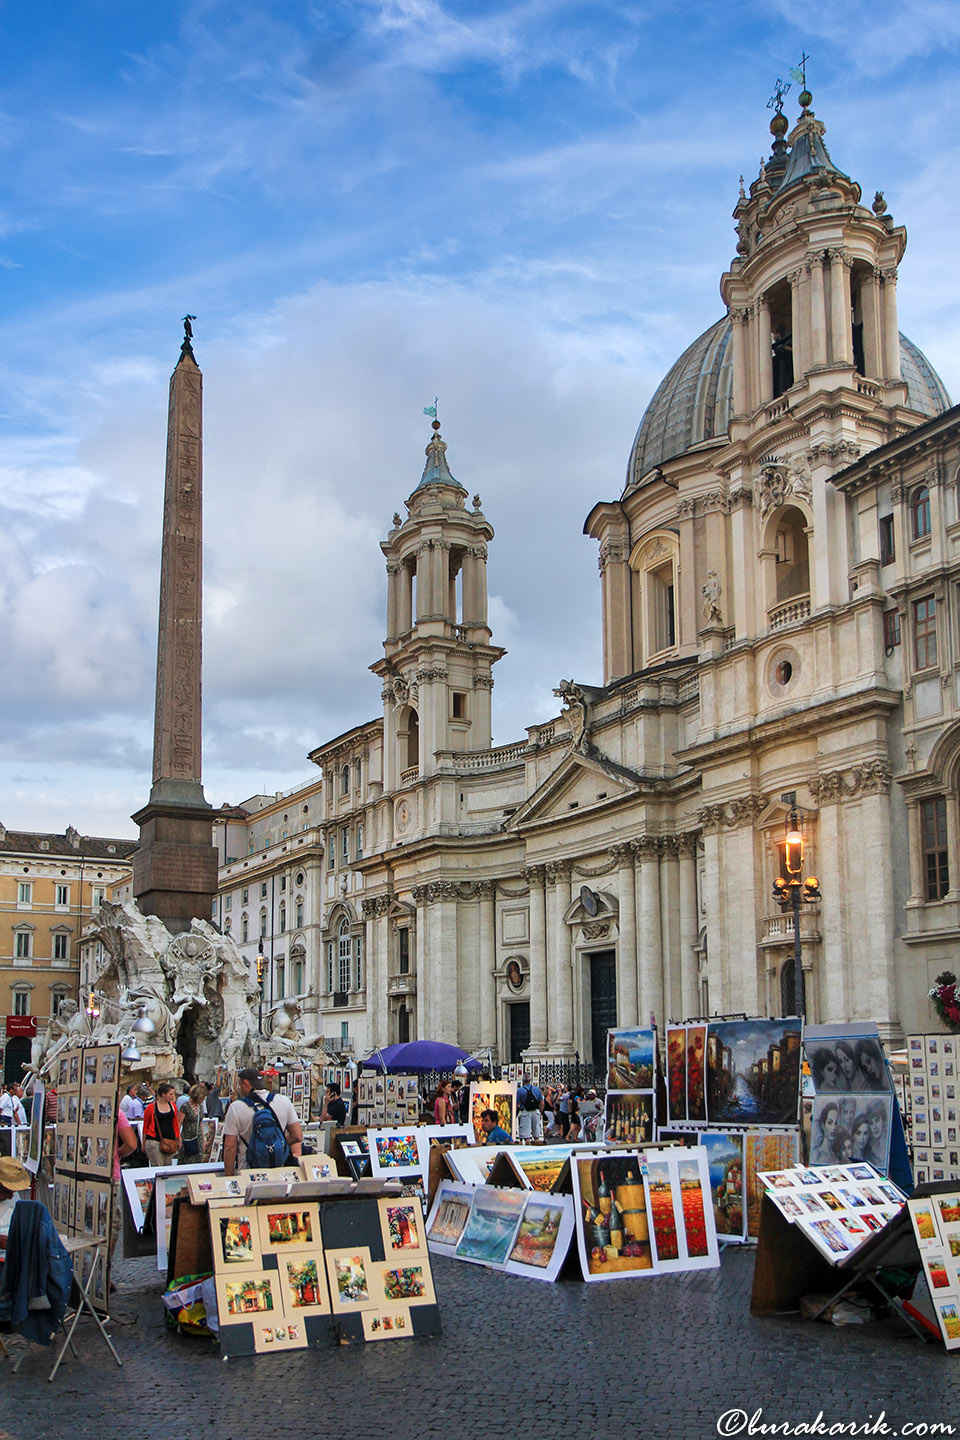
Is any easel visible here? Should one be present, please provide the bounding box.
[7,1237,123,1382]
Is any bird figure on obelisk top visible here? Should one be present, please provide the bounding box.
[132,318,219,933]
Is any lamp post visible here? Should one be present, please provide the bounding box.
[771,793,821,1021]
[256,944,265,1036]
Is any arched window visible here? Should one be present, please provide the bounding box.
[404,710,419,770]
[341,764,350,795]
[774,507,810,603]
[912,486,931,540]
[629,531,680,667]
[338,919,351,994]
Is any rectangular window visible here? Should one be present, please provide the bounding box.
[914,596,938,670]
[341,828,349,863]
[883,609,901,649]
[51,992,67,1017]
[241,887,249,905]
[355,936,362,991]
[224,893,232,910]
[260,882,268,900]
[17,882,32,906]
[356,824,364,859]
[327,941,335,994]
[55,884,70,908]
[398,928,410,975]
[13,992,29,1017]
[879,514,895,566]
[293,959,303,995]
[452,691,466,720]
[338,937,351,994]
[280,875,287,893]
[341,1021,349,1044]
[328,840,335,870]
[921,796,949,901]
[53,933,69,960]
[15,932,32,959]
[276,960,285,1000]
[91,886,105,908]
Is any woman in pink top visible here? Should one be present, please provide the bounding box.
[433,1080,455,1126]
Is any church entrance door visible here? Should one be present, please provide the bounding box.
[589,950,617,1067]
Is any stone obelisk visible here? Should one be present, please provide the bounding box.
[132,320,219,932]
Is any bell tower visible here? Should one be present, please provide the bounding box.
[372,421,504,792]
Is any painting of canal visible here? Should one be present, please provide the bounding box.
[706,1019,802,1126]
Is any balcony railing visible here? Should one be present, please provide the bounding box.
[768,593,811,631]
[400,766,419,786]
[387,974,416,996]
[761,911,821,945]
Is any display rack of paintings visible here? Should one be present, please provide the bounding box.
[904,1035,960,1184]
[356,1074,419,1127]
[905,1187,960,1350]
[367,1124,472,1207]
[277,1068,312,1127]
[658,1129,800,1243]
[570,1147,719,1282]
[485,1143,602,1193]
[757,1161,906,1265]
[424,1178,576,1283]
[803,1022,900,1177]
[51,1044,121,1312]
[25,1076,45,1174]
[664,1018,801,1129]
[468,1080,517,1144]
[604,1027,657,1147]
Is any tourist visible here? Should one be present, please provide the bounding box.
[433,1080,455,1126]
[142,1081,181,1167]
[203,1082,224,1120]
[318,1082,348,1128]
[542,1085,556,1135]
[566,1087,583,1140]
[478,1108,512,1145]
[578,1088,603,1140]
[112,1108,139,1265]
[119,1083,144,1121]
[178,1084,206,1162]
[222,1068,302,1174]
[516,1071,544,1142]
[556,1084,572,1137]
[0,1084,27,1157]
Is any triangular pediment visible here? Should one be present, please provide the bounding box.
[506,749,646,830]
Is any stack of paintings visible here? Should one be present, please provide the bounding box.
[904,1035,960,1183]
[501,1061,543,1085]
[570,1147,719,1282]
[658,1129,800,1243]
[604,1028,657,1146]
[277,1067,311,1127]
[426,1180,576,1283]
[213,1199,327,1356]
[906,1190,960,1350]
[757,1161,906,1264]
[803,1022,898,1176]
[357,1074,419,1127]
[366,1125,474,1207]
[665,1018,801,1128]
[51,1044,121,1312]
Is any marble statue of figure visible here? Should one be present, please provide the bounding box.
[701,570,723,625]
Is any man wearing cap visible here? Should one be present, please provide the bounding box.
[0,1157,31,1248]
[222,1068,302,1176]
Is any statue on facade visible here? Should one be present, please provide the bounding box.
[701,570,723,625]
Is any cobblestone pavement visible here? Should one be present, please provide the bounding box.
[0,1246,958,1440]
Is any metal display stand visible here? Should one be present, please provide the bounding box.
[7,1237,123,1382]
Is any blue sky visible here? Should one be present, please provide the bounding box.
[2,1,960,837]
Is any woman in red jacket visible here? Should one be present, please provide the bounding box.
[142,1082,181,1168]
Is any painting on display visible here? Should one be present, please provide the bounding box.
[455,1186,526,1267]
[425,1182,475,1257]
[706,1018,801,1127]
[643,1148,719,1274]
[906,1035,960,1184]
[666,1028,687,1123]
[744,1130,801,1239]
[603,1090,654,1147]
[906,1191,960,1351]
[804,1022,897,1176]
[607,1028,656,1092]
[503,1194,575,1282]
[571,1152,655,1282]
[699,1132,746,1242]
[686,1026,707,1122]
[51,1044,121,1312]
[468,1082,517,1144]
[757,1162,905,1266]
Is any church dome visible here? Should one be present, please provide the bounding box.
[626,316,952,489]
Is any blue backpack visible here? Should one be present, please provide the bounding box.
[243,1092,291,1168]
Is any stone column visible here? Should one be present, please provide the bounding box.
[881,267,901,380]
[614,844,639,1027]
[861,267,882,378]
[659,836,681,1019]
[788,268,805,380]
[856,776,899,1030]
[545,861,573,1052]
[634,837,663,1027]
[398,560,413,634]
[524,866,547,1050]
[433,540,452,621]
[756,295,773,405]
[463,544,488,628]
[599,539,633,684]
[828,248,852,366]
[385,562,401,640]
[678,833,700,1018]
[906,802,925,905]
[412,886,428,1038]
[730,305,749,415]
[415,544,432,621]
[428,883,459,1043]
[477,881,497,1050]
[807,250,827,368]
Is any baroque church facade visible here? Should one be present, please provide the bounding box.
[301,89,959,1062]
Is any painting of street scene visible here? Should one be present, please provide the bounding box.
[607,1028,656,1091]
[706,1019,801,1125]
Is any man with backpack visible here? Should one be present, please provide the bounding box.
[222,1067,303,1175]
[516,1070,544,1142]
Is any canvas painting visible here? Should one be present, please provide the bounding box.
[508,1146,576,1192]
[604,1091,654,1146]
[380,1263,433,1304]
[223,1275,277,1318]
[468,1083,516,1144]
[505,1193,577,1283]
[326,1247,378,1312]
[809,1094,892,1168]
[381,1201,422,1255]
[217,1213,259,1267]
[425,1182,475,1256]
[455,1186,526,1267]
[259,1206,318,1252]
[371,1132,421,1171]
[607,1028,656,1092]
[667,1027,687,1123]
[706,1019,801,1126]
[281,1255,329,1314]
[744,1130,800,1239]
[686,1026,707,1121]
[571,1153,655,1282]
[646,1158,680,1262]
[700,1131,745,1241]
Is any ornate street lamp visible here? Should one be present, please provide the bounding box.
[256,944,266,1036]
[772,792,821,1021]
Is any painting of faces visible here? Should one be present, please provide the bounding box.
[805,1024,895,1174]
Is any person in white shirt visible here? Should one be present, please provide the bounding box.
[222,1068,302,1175]
[0,1084,27,1154]
[119,1083,144,1121]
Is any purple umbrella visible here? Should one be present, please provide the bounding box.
[359,1041,484,1074]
